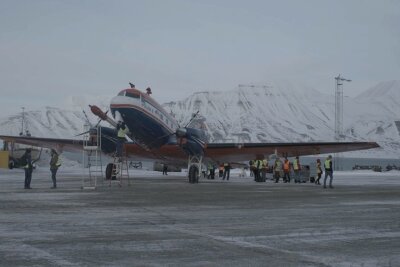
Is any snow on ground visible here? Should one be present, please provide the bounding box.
[1,167,399,186]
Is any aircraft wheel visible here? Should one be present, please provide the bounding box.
[106,163,116,180]
[8,160,15,169]
[189,165,199,183]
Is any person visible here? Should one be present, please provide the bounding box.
[293,156,301,183]
[207,164,215,179]
[249,160,254,177]
[283,158,291,183]
[218,164,224,178]
[273,158,283,183]
[323,155,334,189]
[211,165,216,179]
[50,149,61,188]
[116,121,128,157]
[162,164,168,175]
[222,163,231,180]
[261,159,269,182]
[20,149,33,189]
[315,158,323,185]
[252,159,260,182]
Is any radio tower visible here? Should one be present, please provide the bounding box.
[334,74,351,170]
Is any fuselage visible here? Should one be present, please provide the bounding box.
[110,89,179,148]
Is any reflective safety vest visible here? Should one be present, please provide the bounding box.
[324,159,332,170]
[56,157,62,167]
[293,159,300,170]
[262,159,268,169]
[274,160,282,171]
[117,127,128,138]
[283,161,290,172]
[250,160,255,168]
[256,160,262,169]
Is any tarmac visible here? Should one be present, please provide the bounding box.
[0,168,399,267]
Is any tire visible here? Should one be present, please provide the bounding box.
[106,163,116,180]
[189,165,199,183]
[8,160,15,169]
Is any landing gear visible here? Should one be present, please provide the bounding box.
[106,163,116,180]
[187,155,202,184]
[189,165,199,183]
[8,159,15,169]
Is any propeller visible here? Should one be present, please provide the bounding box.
[146,110,200,147]
[184,111,199,128]
[75,109,109,137]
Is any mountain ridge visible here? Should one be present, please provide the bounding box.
[0,81,399,158]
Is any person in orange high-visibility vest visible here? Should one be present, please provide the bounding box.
[283,158,291,183]
[293,156,301,183]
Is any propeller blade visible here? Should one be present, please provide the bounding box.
[75,130,91,137]
[82,110,93,127]
[184,110,200,128]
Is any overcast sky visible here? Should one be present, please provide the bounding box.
[0,0,399,116]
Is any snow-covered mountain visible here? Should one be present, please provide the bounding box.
[0,81,399,158]
[0,107,86,138]
[163,81,400,157]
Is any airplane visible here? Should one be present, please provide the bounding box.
[0,86,380,183]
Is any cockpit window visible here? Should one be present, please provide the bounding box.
[126,92,140,99]
[118,91,126,96]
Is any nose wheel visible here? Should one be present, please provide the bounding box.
[189,165,199,183]
[188,155,202,183]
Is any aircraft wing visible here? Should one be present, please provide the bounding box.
[0,135,84,152]
[0,135,187,162]
[204,141,380,162]
[1,135,380,164]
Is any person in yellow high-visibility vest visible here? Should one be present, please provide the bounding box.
[50,149,61,189]
[116,121,129,157]
[323,155,334,188]
[261,159,269,182]
[293,156,301,183]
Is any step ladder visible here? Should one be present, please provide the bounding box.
[82,125,103,190]
[109,154,130,187]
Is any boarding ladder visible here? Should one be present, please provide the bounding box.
[82,125,103,190]
[109,153,131,187]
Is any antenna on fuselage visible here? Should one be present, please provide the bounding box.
[129,82,135,88]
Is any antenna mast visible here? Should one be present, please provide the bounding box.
[334,74,351,170]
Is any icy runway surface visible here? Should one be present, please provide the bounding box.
[0,169,399,267]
